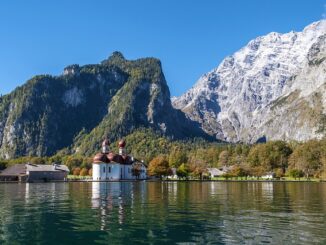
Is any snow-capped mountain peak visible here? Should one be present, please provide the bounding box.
[173,20,326,143]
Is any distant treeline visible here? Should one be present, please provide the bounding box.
[0,128,325,179]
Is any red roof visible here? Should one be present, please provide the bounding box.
[93,139,134,164]
[93,153,109,163]
[93,152,133,165]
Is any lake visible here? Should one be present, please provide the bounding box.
[0,181,325,244]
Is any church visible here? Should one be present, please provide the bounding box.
[92,139,147,181]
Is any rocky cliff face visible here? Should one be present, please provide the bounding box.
[173,20,326,143]
[0,52,209,159]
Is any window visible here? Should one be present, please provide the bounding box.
[109,166,111,173]
[103,166,105,173]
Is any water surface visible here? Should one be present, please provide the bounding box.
[0,181,325,244]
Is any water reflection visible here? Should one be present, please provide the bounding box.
[0,182,326,244]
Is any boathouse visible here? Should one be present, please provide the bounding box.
[0,163,69,182]
[0,164,27,182]
[26,164,69,182]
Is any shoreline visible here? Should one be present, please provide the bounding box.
[0,179,325,184]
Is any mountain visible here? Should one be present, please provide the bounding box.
[0,52,209,159]
[173,20,326,143]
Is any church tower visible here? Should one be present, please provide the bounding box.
[102,139,110,154]
[118,139,126,156]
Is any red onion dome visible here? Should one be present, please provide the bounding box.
[93,153,109,163]
[118,139,126,148]
[102,139,110,147]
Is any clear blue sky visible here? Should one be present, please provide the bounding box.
[0,0,325,96]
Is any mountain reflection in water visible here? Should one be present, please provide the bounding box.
[0,181,326,244]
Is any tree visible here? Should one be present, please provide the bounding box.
[168,147,187,168]
[247,141,292,173]
[148,156,170,179]
[274,168,284,178]
[205,147,220,167]
[287,169,304,180]
[265,141,292,172]
[65,156,84,171]
[80,168,88,176]
[250,166,265,179]
[49,155,63,164]
[81,157,92,169]
[176,163,190,180]
[219,150,230,167]
[0,160,8,170]
[88,168,93,176]
[247,145,261,167]
[289,140,322,179]
[189,157,208,180]
[73,167,81,176]
[230,166,248,179]
[30,157,46,165]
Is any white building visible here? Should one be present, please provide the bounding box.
[207,168,226,178]
[92,139,147,181]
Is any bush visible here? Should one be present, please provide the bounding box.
[287,169,304,179]
[73,167,81,176]
[80,168,89,176]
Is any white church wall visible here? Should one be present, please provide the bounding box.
[106,163,121,180]
[93,160,147,180]
[93,163,101,180]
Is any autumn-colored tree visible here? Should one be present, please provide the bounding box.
[73,167,81,176]
[288,140,322,178]
[148,156,170,179]
[189,157,208,180]
[80,168,88,176]
[230,166,248,179]
[88,168,93,176]
[250,166,265,179]
[218,150,230,167]
[274,168,284,178]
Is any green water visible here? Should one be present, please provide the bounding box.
[0,181,325,244]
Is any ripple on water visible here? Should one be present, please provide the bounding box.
[0,182,326,244]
